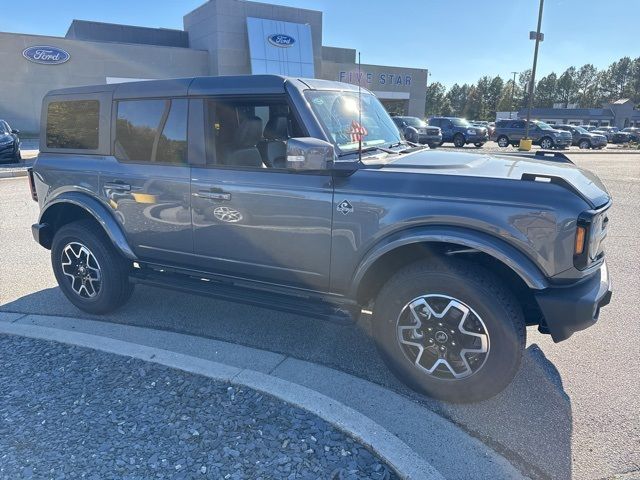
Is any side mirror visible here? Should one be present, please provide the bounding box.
[286,137,334,171]
[11,129,19,135]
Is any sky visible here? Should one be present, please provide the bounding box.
[1,0,637,88]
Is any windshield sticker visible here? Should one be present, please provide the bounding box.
[312,97,324,105]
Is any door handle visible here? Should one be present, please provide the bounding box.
[104,182,131,192]
[193,190,231,201]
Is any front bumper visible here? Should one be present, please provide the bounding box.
[535,261,612,342]
[466,134,489,144]
[417,133,443,145]
[0,142,16,160]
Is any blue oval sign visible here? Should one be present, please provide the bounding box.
[22,45,70,65]
[267,34,295,48]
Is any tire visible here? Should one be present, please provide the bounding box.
[578,139,591,149]
[497,136,509,148]
[539,137,554,149]
[428,143,438,149]
[474,142,484,148]
[13,148,21,163]
[453,134,466,148]
[372,257,525,403]
[51,220,134,314]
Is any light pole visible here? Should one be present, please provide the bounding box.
[509,71,518,118]
[521,0,545,150]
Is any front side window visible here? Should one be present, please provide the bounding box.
[204,97,304,169]
[46,100,99,149]
[451,118,471,127]
[305,90,401,156]
[115,99,187,164]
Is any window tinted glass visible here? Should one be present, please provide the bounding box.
[205,97,303,169]
[451,118,470,127]
[157,99,188,164]
[46,100,99,149]
[115,99,187,164]
[404,117,426,128]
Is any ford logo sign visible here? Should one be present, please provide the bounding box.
[267,34,295,48]
[22,45,70,65]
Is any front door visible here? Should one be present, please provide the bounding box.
[189,97,333,291]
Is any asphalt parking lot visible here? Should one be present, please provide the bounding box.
[1,150,639,480]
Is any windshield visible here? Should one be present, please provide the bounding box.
[534,121,554,130]
[403,117,427,128]
[574,126,588,134]
[306,90,401,156]
[0,122,8,134]
[451,118,471,127]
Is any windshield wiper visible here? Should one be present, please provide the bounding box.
[338,145,398,158]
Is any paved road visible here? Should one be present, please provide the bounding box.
[1,152,639,479]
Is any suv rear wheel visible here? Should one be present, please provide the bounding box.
[51,220,134,314]
[540,137,554,149]
[497,135,509,148]
[372,258,525,403]
[453,134,466,148]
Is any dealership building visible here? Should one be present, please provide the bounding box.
[0,0,428,133]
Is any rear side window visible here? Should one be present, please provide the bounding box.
[115,99,187,164]
[46,100,99,149]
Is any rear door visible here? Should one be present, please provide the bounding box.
[100,98,192,264]
[188,96,333,291]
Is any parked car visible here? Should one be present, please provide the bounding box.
[621,127,640,142]
[391,116,442,148]
[0,119,21,162]
[492,119,573,149]
[580,125,599,132]
[592,126,630,143]
[428,117,488,148]
[554,125,607,149]
[471,120,494,137]
[29,75,612,403]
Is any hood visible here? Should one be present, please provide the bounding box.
[380,149,610,208]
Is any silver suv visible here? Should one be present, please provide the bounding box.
[493,119,573,149]
[29,75,612,402]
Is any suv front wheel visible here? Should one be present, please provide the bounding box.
[453,134,466,148]
[51,220,134,314]
[539,137,554,149]
[372,258,525,402]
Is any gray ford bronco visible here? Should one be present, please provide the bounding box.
[30,75,612,402]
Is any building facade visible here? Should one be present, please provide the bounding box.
[517,99,640,128]
[0,0,428,133]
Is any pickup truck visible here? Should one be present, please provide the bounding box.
[29,75,612,402]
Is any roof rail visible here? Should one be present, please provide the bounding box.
[534,150,574,164]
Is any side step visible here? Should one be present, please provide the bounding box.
[130,269,359,325]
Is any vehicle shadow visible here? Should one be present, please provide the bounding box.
[1,285,572,479]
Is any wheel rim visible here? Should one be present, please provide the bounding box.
[396,294,490,380]
[455,136,464,147]
[580,141,589,149]
[498,137,508,147]
[61,242,102,298]
[541,139,552,149]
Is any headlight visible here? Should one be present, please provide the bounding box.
[574,209,609,270]
[466,129,476,135]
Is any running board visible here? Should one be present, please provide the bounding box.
[130,269,358,325]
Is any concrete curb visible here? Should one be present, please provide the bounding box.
[0,169,28,178]
[0,318,444,480]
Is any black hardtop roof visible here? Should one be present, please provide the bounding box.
[44,75,363,100]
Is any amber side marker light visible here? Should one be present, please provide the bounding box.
[575,226,586,255]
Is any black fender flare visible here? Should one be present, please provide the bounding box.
[38,191,137,260]
[350,225,550,298]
